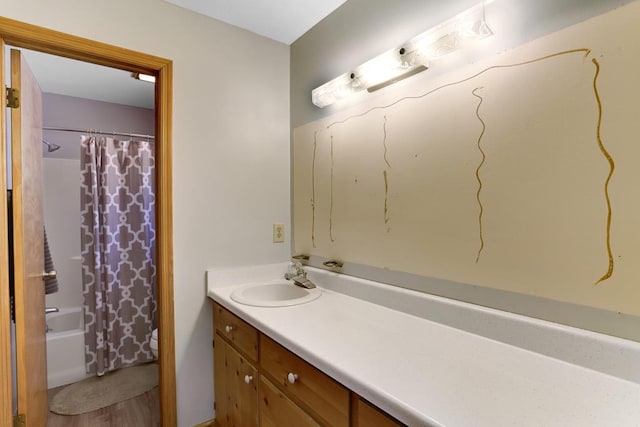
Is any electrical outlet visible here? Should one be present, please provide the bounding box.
[273,223,285,243]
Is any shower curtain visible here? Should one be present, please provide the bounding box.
[80,135,157,376]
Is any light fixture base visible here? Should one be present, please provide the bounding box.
[366,64,428,93]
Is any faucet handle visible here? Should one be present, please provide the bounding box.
[288,261,303,275]
[294,261,306,276]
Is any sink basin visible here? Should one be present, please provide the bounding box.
[230,280,321,307]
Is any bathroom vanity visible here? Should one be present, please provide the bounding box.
[212,302,400,426]
[207,263,640,426]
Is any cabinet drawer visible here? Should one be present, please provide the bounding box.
[213,302,258,361]
[260,335,349,427]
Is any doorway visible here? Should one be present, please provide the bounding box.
[0,17,175,427]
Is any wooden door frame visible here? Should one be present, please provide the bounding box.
[0,17,176,427]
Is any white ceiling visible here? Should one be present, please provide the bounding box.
[164,0,348,45]
[18,49,155,109]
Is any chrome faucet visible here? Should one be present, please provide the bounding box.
[284,261,316,289]
[284,261,305,279]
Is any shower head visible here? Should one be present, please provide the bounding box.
[42,140,61,152]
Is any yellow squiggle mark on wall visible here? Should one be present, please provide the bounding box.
[329,134,335,242]
[592,58,615,284]
[471,87,487,263]
[382,116,391,230]
[382,115,391,168]
[383,170,390,227]
[326,49,592,129]
[311,131,317,248]
[319,48,616,281]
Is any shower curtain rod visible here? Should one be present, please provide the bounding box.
[43,126,155,140]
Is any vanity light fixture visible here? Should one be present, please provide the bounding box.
[311,1,493,108]
[131,72,156,83]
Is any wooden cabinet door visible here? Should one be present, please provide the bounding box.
[10,47,48,427]
[352,396,405,427]
[259,377,320,427]
[215,336,258,427]
[214,332,229,426]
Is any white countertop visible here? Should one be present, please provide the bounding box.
[207,263,640,427]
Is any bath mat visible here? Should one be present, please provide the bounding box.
[49,363,158,415]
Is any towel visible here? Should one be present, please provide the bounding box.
[44,227,59,294]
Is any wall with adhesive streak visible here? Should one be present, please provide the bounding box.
[292,0,640,339]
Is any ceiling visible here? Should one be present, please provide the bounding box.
[163,0,348,45]
[16,48,155,109]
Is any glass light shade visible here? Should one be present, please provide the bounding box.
[355,47,428,89]
[312,73,366,108]
[414,3,493,59]
[310,1,493,108]
[132,72,156,83]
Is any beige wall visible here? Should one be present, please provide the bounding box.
[0,1,291,425]
[292,0,640,340]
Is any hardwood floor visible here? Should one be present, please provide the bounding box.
[47,386,160,427]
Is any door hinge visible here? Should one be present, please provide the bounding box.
[13,413,26,427]
[6,87,19,109]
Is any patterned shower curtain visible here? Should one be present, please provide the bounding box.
[80,136,157,376]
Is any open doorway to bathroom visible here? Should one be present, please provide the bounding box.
[0,17,175,427]
[34,48,160,423]
[8,45,160,423]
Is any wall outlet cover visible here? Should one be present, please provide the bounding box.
[273,223,285,243]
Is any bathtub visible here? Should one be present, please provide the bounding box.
[45,307,91,388]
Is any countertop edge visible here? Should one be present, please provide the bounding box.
[209,290,443,427]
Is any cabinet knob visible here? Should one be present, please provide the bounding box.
[287,373,298,384]
[224,325,233,333]
[244,375,253,384]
